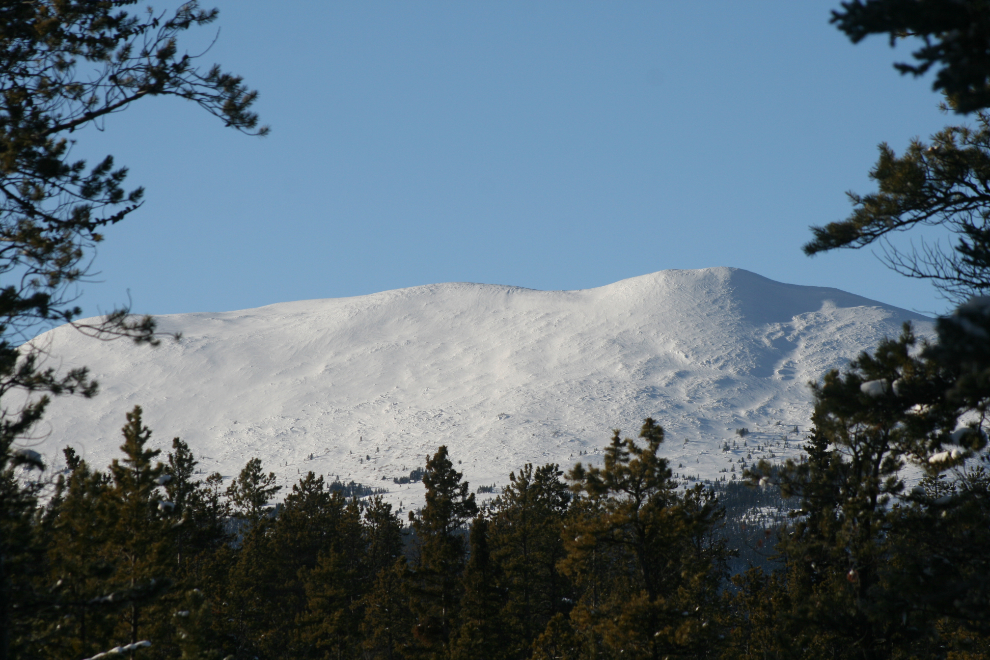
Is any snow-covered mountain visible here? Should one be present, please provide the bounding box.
[23,267,931,511]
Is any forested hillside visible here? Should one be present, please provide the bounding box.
[6,398,990,659]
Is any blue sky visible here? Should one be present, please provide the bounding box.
[70,1,962,321]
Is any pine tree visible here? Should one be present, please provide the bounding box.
[289,481,365,660]
[33,408,180,659]
[163,438,227,582]
[719,568,792,660]
[223,472,366,660]
[172,588,225,660]
[38,458,117,660]
[561,419,727,660]
[104,406,176,653]
[756,327,970,657]
[364,495,407,579]
[2,448,54,658]
[487,463,572,660]
[226,456,280,524]
[362,558,415,660]
[407,446,478,658]
[529,613,582,660]
[450,517,507,660]
[0,5,264,657]
[831,0,990,114]
[804,110,990,305]
[296,549,363,660]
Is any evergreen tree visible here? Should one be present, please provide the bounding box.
[407,446,478,658]
[0,5,263,656]
[38,458,117,660]
[364,495,407,579]
[32,408,181,659]
[562,419,727,660]
[789,9,990,648]
[487,463,572,660]
[805,109,990,305]
[164,437,227,579]
[2,448,53,658]
[223,471,366,660]
[530,613,582,660]
[296,549,363,660]
[0,0,267,418]
[450,517,508,660]
[172,588,226,660]
[225,456,280,524]
[754,328,971,658]
[290,482,365,660]
[104,406,176,653]
[718,568,792,660]
[362,558,415,660]
[201,472,231,533]
[831,0,990,114]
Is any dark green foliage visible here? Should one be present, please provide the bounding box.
[784,12,990,649]
[832,0,990,114]
[104,407,176,650]
[0,0,265,489]
[719,568,793,660]
[487,463,572,660]
[225,457,280,523]
[562,419,728,660]
[407,445,478,658]
[530,613,582,660]
[39,458,116,659]
[0,5,263,656]
[362,558,415,660]
[296,548,363,660]
[15,418,990,660]
[327,477,388,498]
[0,450,48,659]
[805,111,990,304]
[172,589,224,660]
[31,408,181,659]
[450,517,508,660]
[929,297,990,414]
[892,464,990,634]
[746,328,984,657]
[165,439,230,578]
[223,472,361,659]
[364,495,406,578]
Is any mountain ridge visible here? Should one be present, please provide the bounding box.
[23,267,931,510]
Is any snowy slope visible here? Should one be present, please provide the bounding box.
[23,268,931,511]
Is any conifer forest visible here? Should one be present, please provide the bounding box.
[4,2,990,659]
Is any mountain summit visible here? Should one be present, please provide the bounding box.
[26,268,930,508]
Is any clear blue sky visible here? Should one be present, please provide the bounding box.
[70,1,962,322]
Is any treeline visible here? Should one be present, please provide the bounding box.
[4,412,725,660]
[6,359,990,660]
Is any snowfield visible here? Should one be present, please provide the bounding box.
[22,267,931,512]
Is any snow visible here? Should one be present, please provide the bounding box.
[929,451,957,464]
[860,379,888,398]
[950,427,983,444]
[22,268,932,511]
[155,474,172,485]
[83,640,151,659]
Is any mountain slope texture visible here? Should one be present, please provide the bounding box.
[25,268,931,510]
